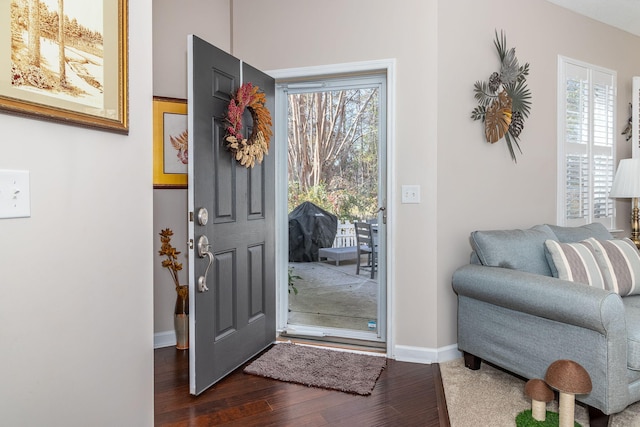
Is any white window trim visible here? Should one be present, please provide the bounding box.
[556,55,617,228]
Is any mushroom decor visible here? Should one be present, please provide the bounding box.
[545,360,592,427]
[524,378,554,421]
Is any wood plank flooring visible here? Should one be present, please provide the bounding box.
[154,346,449,426]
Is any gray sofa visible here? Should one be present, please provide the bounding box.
[452,223,640,425]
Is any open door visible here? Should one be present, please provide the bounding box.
[187,35,276,395]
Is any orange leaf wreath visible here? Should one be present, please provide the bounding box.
[224,83,273,168]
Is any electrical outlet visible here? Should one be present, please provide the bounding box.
[401,185,420,204]
[0,170,31,219]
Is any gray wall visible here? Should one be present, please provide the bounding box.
[1,1,154,425]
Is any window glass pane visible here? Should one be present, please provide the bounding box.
[565,153,589,220]
[564,63,590,147]
[593,154,614,218]
[565,78,589,145]
[593,82,614,147]
[287,86,380,218]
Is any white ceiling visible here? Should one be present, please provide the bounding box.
[546,0,640,37]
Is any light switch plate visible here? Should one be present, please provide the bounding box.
[0,169,31,219]
[401,185,420,204]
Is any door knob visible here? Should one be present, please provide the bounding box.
[197,235,213,292]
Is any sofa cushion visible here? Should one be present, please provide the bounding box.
[587,238,640,297]
[623,296,640,370]
[470,225,557,276]
[544,240,606,289]
[546,222,613,243]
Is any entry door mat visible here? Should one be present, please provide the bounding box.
[243,343,387,396]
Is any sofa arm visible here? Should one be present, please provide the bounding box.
[452,264,625,334]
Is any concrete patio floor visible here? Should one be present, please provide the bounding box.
[287,258,378,332]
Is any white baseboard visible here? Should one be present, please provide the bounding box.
[393,343,461,364]
[154,330,176,349]
[154,332,462,364]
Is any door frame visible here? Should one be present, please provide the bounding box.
[267,59,396,356]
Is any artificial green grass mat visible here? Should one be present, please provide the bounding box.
[515,410,582,427]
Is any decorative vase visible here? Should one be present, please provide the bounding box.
[174,285,189,350]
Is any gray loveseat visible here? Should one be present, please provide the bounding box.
[452,223,640,425]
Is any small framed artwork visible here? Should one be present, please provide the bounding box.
[153,97,188,189]
[3,0,128,133]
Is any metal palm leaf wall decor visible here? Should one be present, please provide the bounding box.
[471,30,532,163]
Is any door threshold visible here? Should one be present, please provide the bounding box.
[277,333,386,355]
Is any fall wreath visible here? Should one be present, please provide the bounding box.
[224,82,273,168]
[471,30,532,163]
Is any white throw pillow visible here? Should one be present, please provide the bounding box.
[586,238,640,297]
[544,240,606,289]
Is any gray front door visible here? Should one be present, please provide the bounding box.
[187,35,276,395]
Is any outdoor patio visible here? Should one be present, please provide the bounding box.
[287,258,378,332]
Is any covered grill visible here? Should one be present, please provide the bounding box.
[288,201,338,262]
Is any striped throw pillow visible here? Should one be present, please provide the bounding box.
[544,240,606,289]
[586,238,640,296]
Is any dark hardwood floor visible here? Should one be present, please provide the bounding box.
[154,345,449,426]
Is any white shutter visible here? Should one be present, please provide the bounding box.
[565,153,588,221]
[632,76,640,159]
[558,57,616,228]
[592,70,615,221]
[563,62,590,226]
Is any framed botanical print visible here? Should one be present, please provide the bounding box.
[3,0,128,133]
[153,96,188,189]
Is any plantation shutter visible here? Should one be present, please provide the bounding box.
[560,59,615,229]
[564,63,589,223]
[632,76,640,159]
[592,70,615,222]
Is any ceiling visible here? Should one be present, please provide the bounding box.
[546,0,640,37]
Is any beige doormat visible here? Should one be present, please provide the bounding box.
[244,343,386,396]
[440,357,640,426]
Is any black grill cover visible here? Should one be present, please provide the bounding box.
[288,201,338,262]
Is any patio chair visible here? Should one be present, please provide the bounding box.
[354,221,377,279]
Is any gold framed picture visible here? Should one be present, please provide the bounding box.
[3,0,128,133]
[153,97,188,189]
